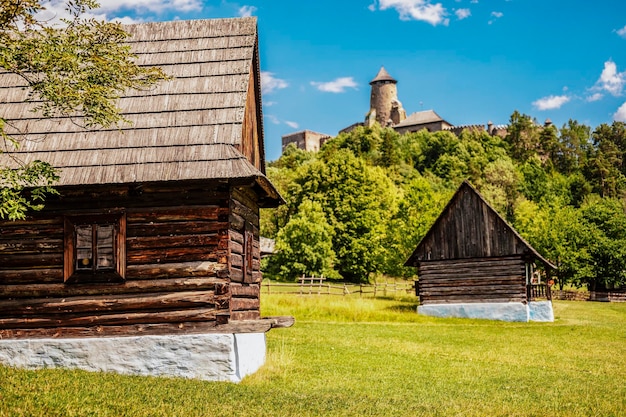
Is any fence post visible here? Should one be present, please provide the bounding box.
[300,274,304,295]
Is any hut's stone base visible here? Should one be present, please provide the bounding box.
[418,301,554,322]
[0,333,266,382]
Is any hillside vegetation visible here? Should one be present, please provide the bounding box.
[262,112,626,291]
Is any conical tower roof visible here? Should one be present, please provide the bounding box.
[369,66,397,84]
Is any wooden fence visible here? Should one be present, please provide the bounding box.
[262,275,416,297]
[527,283,552,301]
[549,290,626,302]
[262,277,626,303]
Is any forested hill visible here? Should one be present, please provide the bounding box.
[261,111,626,291]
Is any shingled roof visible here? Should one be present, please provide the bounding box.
[369,66,397,84]
[394,109,449,129]
[0,17,278,201]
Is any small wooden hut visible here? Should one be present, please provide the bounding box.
[404,181,555,322]
[0,17,291,381]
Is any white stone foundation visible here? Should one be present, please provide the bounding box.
[528,301,554,322]
[418,301,554,322]
[0,333,266,382]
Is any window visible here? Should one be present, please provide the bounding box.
[64,213,126,283]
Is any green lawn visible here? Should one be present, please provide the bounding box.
[1,296,625,416]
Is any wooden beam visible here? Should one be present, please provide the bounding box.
[126,261,227,280]
[0,277,227,298]
[0,307,224,329]
[0,290,229,316]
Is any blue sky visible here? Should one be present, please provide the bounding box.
[45,0,626,161]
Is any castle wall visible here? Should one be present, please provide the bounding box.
[281,130,331,152]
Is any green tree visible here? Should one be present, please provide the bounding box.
[291,149,398,283]
[269,143,314,170]
[586,122,626,197]
[538,122,560,163]
[478,157,520,220]
[557,119,590,174]
[515,200,592,290]
[505,111,540,162]
[322,124,383,161]
[518,157,549,203]
[262,146,316,239]
[378,128,401,168]
[578,196,626,291]
[385,175,451,277]
[266,200,338,281]
[0,0,167,219]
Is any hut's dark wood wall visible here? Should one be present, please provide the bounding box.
[417,256,527,305]
[229,187,262,321]
[411,185,529,262]
[0,181,264,338]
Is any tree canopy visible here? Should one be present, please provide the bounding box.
[263,116,626,291]
[0,0,167,219]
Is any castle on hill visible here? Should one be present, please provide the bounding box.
[281,67,508,153]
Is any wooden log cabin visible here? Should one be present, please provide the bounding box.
[404,181,556,322]
[0,17,292,381]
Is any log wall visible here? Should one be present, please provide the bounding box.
[229,187,262,321]
[417,256,527,305]
[0,181,263,338]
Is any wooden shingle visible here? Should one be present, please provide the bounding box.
[0,17,272,193]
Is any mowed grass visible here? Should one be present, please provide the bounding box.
[1,296,626,417]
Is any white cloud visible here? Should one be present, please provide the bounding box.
[455,8,471,20]
[238,5,257,17]
[36,0,202,25]
[586,92,604,102]
[264,114,298,129]
[371,0,449,26]
[109,15,144,24]
[532,95,571,110]
[614,102,626,122]
[488,10,502,24]
[617,25,626,38]
[261,72,288,94]
[595,60,626,96]
[310,77,358,93]
[265,114,281,125]
[37,1,108,24]
[96,0,202,14]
